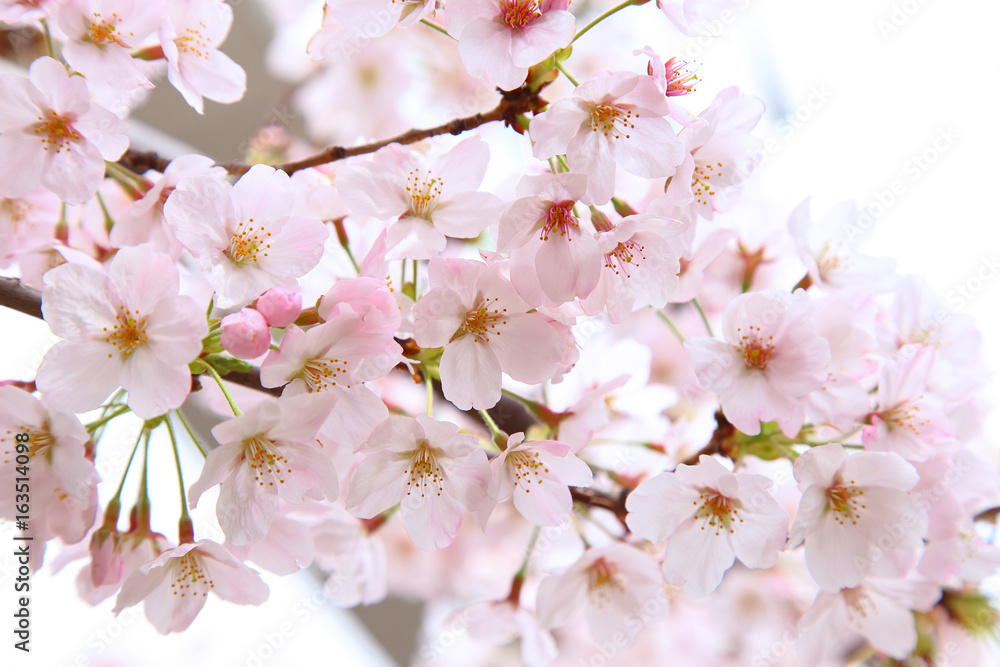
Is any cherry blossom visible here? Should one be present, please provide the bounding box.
[160,0,246,113]
[497,172,601,306]
[580,212,686,323]
[187,393,339,545]
[113,540,269,634]
[346,415,492,550]
[337,137,501,260]
[661,87,764,220]
[685,289,831,437]
[163,163,329,307]
[795,578,940,663]
[787,444,928,592]
[488,433,593,526]
[411,258,566,410]
[863,344,957,462]
[35,245,207,418]
[259,310,401,448]
[56,0,163,90]
[0,56,129,205]
[255,287,302,328]
[448,0,575,91]
[535,543,666,648]
[530,72,685,205]
[626,455,789,596]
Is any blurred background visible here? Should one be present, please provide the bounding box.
[2,0,999,664]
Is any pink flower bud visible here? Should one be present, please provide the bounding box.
[221,308,271,359]
[255,288,302,328]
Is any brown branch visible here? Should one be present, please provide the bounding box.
[119,84,545,178]
[0,277,42,319]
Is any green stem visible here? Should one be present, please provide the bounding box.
[515,526,541,579]
[692,298,714,337]
[95,191,115,233]
[554,61,580,86]
[40,18,54,58]
[343,243,360,274]
[425,375,434,416]
[165,416,191,521]
[420,19,454,39]
[110,428,145,505]
[173,410,207,458]
[555,155,571,173]
[478,409,506,447]
[656,309,685,343]
[203,363,242,416]
[85,406,131,433]
[572,0,637,43]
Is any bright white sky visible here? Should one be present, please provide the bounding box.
[2,0,999,664]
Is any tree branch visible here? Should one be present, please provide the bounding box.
[0,277,42,319]
[120,84,546,178]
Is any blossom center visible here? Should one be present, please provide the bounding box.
[589,104,637,140]
[692,488,742,534]
[457,297,507,343]
[736,325,773,370]
[404,441,444,498]
[662,57,698,97]
[243,436,292,488]
[300,356,350,392]
[87,12,125,45]
[586,557,626,607]
[825,481,866,526]
[540,202,579,241]
[227,217,271,266]
[499,0,540,31]
[170,552,214,598]
[880,401,929,437]
[103,305,148,359]
[508,449,548,494]
[33,111,82,153]
[691,161,724,206]
[815,242,844,280]
[604,239,646,277]
[176,26,210,58]
[404,169,442,219]
[1,424,54,465]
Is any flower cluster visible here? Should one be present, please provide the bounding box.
[0,0,997,665]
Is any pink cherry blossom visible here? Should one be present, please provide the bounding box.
[109,154,225,257]
[412,258,566,410]
[220,307,271,360]
[163,163,329,307]
[497,172,601,306]
[795,578,940,663]
[316,277,401,335]
[626,454,789,596]
[787,197,897,292]
[0,56,129,204]
[113,539,269,634]
[78,527,172,605]
[448,0,575,91]
[580,212,686,322]
[661,87,764,220]
[259,311,401,449]
[160,0,246,114]
[346,415,492,550]
[461,599,558,667]
[530,72,685,205]
[489,433,593,526]
[56,0,163,90]
[0,189,61,267]
[336,137,501,259]
[863,344,958,462]
[255,287,302,328]
[535,542,666,648]
[36,245,208,419]
[787,444,928,592]
[0,387,100,552]
[188,393,339,545]
[685,289,831,436]
[311,504,388,607]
